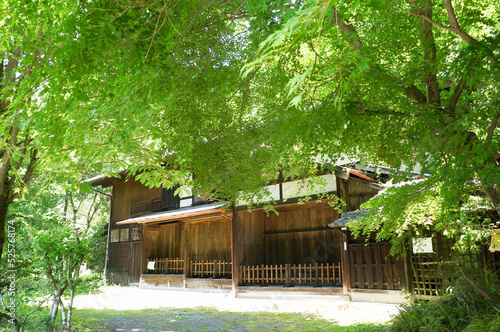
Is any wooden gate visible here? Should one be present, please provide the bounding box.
[348,242,405,290]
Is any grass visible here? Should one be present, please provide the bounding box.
[64,307,387,331]
[0,275,388,331]
[1,305,388,331]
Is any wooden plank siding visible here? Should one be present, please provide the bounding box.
[130,243,142,282]
[108,243,131,284]
[348,242,405,290]
[263,205,341,266]
[336,177,379,212]
[111,179,162,226]
[236,202,342,286]
[188,218,231,262]
[141,217,232,278]
[157,224,184,258]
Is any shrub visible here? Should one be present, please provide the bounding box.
[390,269,500,332]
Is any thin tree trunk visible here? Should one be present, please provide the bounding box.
[0,193,9,260]
[47,295,59,332]
[484,185,500,217]
[60,298,67,332]
[45,255,65,332]
[0,313,19,331]
[63,287,76,332]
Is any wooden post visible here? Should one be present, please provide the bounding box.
[231,206,239,294]
[340,230,351,293]
[285,263,291,286]
[261,264,265,285]
[183,219,189,285]
[402,239,413,294]
[314,263,319,287]
[175,222,181,258]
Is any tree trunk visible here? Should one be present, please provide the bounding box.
[0,192,9,260]
[0,313,19,332]
[47,294,59,332]
[484,185,500,217]
[61,286,76,332]
[60,300,67,332]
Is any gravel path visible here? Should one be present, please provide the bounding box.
[73,286,401,331]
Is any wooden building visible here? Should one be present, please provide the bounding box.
[92,165,485,302]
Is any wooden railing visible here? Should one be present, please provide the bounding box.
[190,260,232,279]
[146,258,232,279]
[239,263,342,286]
[147,257,184,274]
[130,198,162,215]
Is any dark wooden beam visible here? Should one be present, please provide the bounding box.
[263,227,332,235]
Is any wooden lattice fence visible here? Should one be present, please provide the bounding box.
[190,260,232,279]
[239,263,342,286]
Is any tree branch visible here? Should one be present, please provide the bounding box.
[410,0,498,65]
[408,11,453,32]
[452,251,500,303]
[21,295,52,326]
[0,124,20,197]
[405,85,427,104]
[443,0,474,44]
[0,313,18,329]
[9,148,38,204]
[418,1,440,106]
[485,112,500,148]
[332,8,363,51]
[449,76,467,113]
[331,7,428,105]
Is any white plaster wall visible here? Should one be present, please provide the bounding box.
[237,175,336,206]
[180,198,192,208]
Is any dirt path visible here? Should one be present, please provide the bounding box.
[73,286,400,331]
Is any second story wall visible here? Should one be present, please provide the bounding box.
[111,179,163,224]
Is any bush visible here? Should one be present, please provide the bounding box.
[75,271,106,295]
[465,314,500,332]
[390,270,500,332]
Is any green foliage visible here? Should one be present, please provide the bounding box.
[1,0,499,278]
[0,276,51,331]
[466,314,500,332]
[1,176,109,330]
[390,269,500,331]
[349,180,492,256]
[85,226,107,273]
[74,272,106,296]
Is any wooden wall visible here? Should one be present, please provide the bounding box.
[189,218,231,261]
[107,242,142,283]
[142,217,231,270]
[111,179,162,225]
[158,223,184,258]
[234,210,266,267]
[347,241,405,290]
[142,222,185,262]
[337,177,379,211]
[236,202,341,267]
